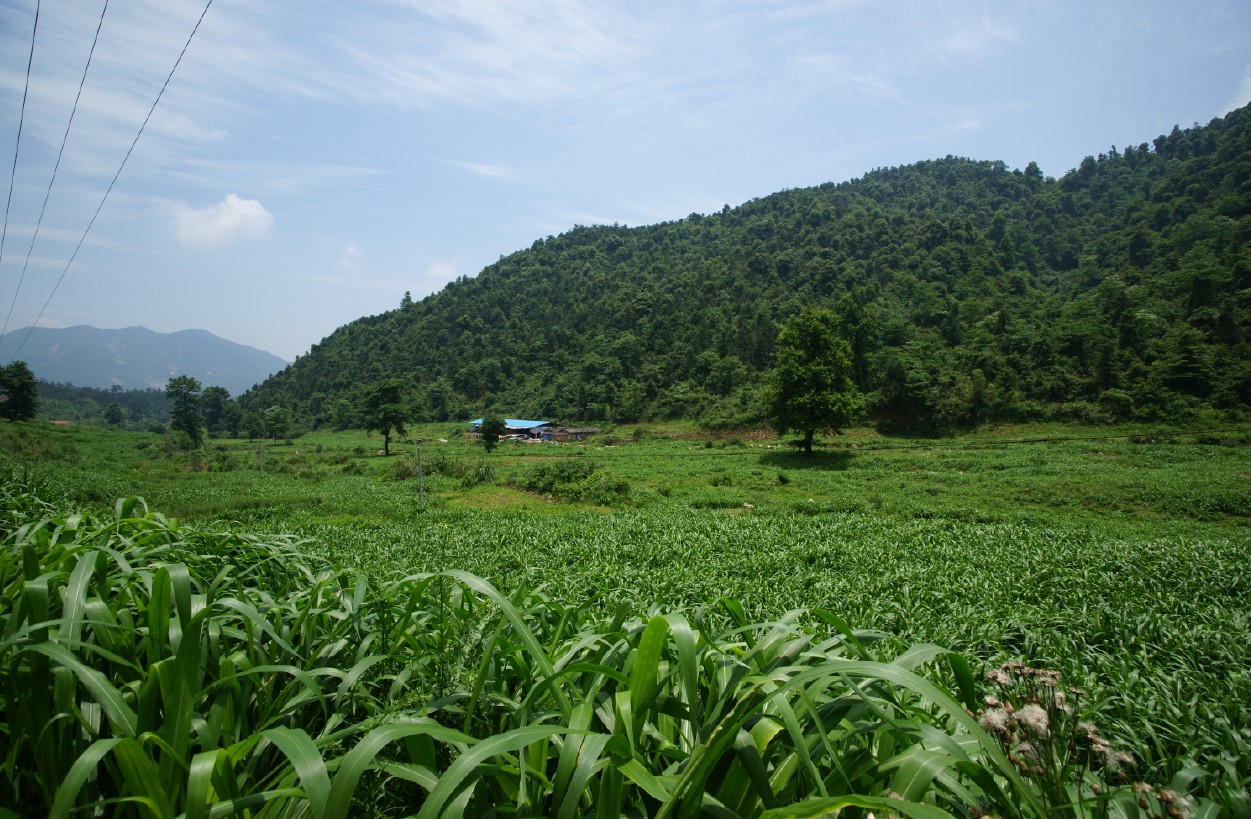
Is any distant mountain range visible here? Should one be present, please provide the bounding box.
[0,325,288,396]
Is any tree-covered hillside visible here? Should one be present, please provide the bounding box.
[243,105,1251,431]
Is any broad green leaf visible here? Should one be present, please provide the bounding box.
[49,738,124,819]
[26,641,137,738]
[759,794,957,819]
[883,747,959,802]
[630,615,670,730]
[262,727,331,819]
[415,724,578,819]
[329,719,475,819]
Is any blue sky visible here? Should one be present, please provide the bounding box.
[1,0,1249,363]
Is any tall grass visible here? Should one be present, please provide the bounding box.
[3,475,1231,817]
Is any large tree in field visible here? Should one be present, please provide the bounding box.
[766,307,863,454]
[0,361,39,421]
[361,379,408,456]
[165,375,204,448]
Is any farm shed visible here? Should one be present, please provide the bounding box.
[468,418,552,439]
[540,426,602,442]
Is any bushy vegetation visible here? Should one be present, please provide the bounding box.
[242,106,1251,432]
[2,421,1250,815]
[511,458,631,505]
[0,361,39,421]
[35,382,171,429]
[5,468,1246,817]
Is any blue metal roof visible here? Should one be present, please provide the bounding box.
[468,418,550,428]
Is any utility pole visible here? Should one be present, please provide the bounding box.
[416,440,425,510]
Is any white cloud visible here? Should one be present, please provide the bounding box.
[340,241,364,274]
[449,160,517,179]
[169,194,273,248]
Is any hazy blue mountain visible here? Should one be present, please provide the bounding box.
[0,325,288,395]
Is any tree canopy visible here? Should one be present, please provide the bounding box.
[166,375,204,448]
[360,380,408,456]
[766,308,862,452]
[478,415,506,452]
[0,362,39,422]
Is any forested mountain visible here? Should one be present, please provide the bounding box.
[244,105,1251,431]
[0,325,287,395]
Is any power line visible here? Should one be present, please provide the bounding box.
[1,0,109,343]
[0,0,41,323]
[8,0,214,362]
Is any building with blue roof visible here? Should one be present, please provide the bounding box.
[468,418,550,430]
[467,418,601,442]
[468,418,551,439]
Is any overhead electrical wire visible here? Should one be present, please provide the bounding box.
[0,0,41,332]
[1,0,109,344]
[8,0,214,362]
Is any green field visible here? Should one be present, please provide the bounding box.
[2,420,1249,817]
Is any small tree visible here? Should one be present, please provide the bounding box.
[242,410,266,442]
[222,401,244,438]
[766,307,863,454]
[265,405,293,441]
[202,386,232,435]
[0,361,39,421]
[104,402,126,427]
[165,375,204,448]
[479,415,506,452]
[361,379,408,456]
[330,398,356,431]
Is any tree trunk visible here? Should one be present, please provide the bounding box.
[803,428,814,454]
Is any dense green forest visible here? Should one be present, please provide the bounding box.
[36,382,171,429]
[242,106,1251,431]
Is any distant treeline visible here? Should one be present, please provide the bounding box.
[37,382,170,429]
[93,107,1251,433]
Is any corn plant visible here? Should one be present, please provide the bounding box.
[0,475,1231,817]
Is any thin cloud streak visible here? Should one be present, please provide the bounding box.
[448,161,521,180]
[340,1,637,109]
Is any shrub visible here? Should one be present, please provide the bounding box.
[338,460,369,476]
[389,457,420,480]
[459,461,496,489]
[515,459,596,496]
[565,472,631,505]
[1096,388,1134,421]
